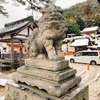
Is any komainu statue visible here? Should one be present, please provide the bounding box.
[25,4,68,60]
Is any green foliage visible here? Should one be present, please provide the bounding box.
[63,4,84,19]
[67,21,81,36]
[63,9,75,19]
[85,14,100,27]
[63,0,100,27]
[83,4,93,15]
[94,15,100,27]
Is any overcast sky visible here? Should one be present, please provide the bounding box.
[0,0,87,29]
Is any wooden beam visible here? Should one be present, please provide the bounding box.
[13,23,30,35]
[29,26,33,31]
[19,41,22,67]
[17,34,28,37]
[1,35,11,40]
[11,35,14,68]
[28,26,30,36]
[0,40,11,42]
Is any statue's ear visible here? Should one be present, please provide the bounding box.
[97,0,100,4]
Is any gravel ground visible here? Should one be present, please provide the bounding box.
[0,63,100,100]
[0,70,16,97]
[69,63,100,100]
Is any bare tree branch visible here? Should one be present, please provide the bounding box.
[0,0,9,17]
[0,0,56,17]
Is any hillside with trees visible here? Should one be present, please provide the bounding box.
[63,0,100,35]
[0,0,100,36]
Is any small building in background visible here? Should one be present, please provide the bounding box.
[0,16,37,55]
[70,37,91,52]
[0,16,37,60]
[63,36,92,56]
[81,26,99,36]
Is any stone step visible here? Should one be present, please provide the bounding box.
[13,72,81,97]
[17,66,77,82]
[25,59,69,71]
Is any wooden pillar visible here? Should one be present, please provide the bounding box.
[28,26,30,36]
[19,41,22,67]
[11,35,14,68]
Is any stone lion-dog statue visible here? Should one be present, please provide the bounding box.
[25,5,68,60]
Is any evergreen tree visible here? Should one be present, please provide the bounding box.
[94,15,100,27]
[76,16,85,31]
[67,18,81,36]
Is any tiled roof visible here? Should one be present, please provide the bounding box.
[0,16,34,35]
[70,38,89,47]
[0,21,29,34]
[81,26,99,33]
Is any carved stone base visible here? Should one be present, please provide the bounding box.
[5,82,89,100]
[13,72,81,97]
[6,59,87,99]
[12,60,81,97]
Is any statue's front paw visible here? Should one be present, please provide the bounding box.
[49,55,60,61]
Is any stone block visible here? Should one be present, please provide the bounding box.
[17,66,77,82]
[25,59,69,71]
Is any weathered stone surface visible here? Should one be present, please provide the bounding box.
[25,4,68,60]
[25,59,69,71]
[17,66,77,82]
[13,72,81,97]
[5,82,89,100]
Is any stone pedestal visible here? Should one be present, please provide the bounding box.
[5,59,89,100]
[5,82,89,100]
